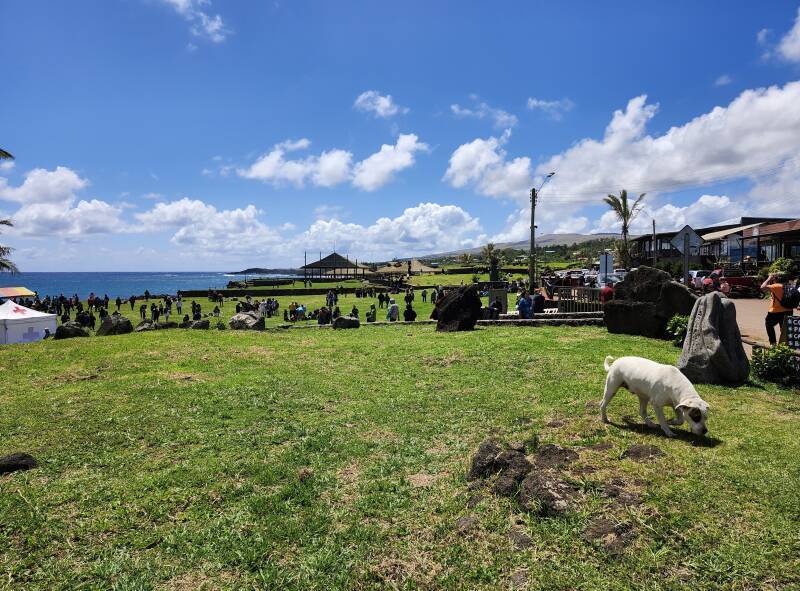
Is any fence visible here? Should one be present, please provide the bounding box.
[556,286,604,313]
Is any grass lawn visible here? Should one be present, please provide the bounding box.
[2,326,799,590]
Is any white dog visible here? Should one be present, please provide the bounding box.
[600,356,709,438]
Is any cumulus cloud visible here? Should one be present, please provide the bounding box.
[352,134,428,191]
[354,91,409,118]
[554,216,588,234]
[526,97,575,121]
[451,98,518,129]
[778,7,800,62]
[532,82,800,207]
[0,161,14,172]
[240,134,426,191]
[0,166,126,238]
[159,0,230,43]
[299,203,484,259]
[135,198,282,254]
[443,129,533,201]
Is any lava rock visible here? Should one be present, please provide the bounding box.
[431,284,483,332]
[0,452,38,474]
[190,319,210,330]
[605,266,697,338]
[466,438,503,480]
[229,312,265,330]
[332,316,360,329]
[621,444,664,462]
[134,320,157,332]
[678,292,749,385]
[96,314,133,336]
[54,321,89,339]
[160,321,178,329]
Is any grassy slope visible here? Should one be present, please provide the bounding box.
[1,326,799,590]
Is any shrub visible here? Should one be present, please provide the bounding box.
[769,257,797,276]
[752,345,800,387]
[666,314,689,347]
[472,274,480,283]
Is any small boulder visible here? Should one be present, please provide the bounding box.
[160,321,178,329]
[229,312,264,330]
[332,316,360,329]
[134,320,157,332]
[96,315,133,336]
[190,319,210,330]
[54,321,89,340]
[678,292,749,385]
[431,284,483,332]
[0,452,38,474]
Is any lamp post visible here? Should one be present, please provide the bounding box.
[529,172,556,288]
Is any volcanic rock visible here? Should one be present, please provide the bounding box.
[54,321,89,339]
[431,284,483,332]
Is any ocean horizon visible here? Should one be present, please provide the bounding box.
[0,272,304,299]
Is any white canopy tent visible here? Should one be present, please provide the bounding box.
[0,300,57,345]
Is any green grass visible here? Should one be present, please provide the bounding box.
[1,326,799,590]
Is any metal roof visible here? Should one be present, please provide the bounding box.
[700,223,763,242]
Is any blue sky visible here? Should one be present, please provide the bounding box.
[2,0,800,271]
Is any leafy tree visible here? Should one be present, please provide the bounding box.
[481,243,501,281]
[459,252,474,266]
[603,190,646,268]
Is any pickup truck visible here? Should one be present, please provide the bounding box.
[698,268,760,298]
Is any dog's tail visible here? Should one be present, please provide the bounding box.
[603,356,615,372]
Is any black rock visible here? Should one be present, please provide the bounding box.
[96,315,133,336]
[678,292,749,385]
[431,284,483,332]
[332,316,360,329]
[54,321,89,339]
[0,452,38,474]
[190,319,210,330]
[134,320,157,332]
[229,312,264,330]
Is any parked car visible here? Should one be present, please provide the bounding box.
[688,270,712,289]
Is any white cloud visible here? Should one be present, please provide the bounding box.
[353,91,408,118]
[443,129,533,201]
[159,0,230,43]
[554,216,588,234]
[526,97,575,121]
[352,134,428,191]
[135,198,282,254]
[714,74,733,87]
[757,28,772,45]
[531,82,800,207]
[778,7,800,62]
[0,166,88,203]
[300,203,484,259]
[0,161,14,172]
[241,134,426,191]
[451,98,518,129]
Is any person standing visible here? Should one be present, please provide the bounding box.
[387,298,399,322]
[762,272,798,345]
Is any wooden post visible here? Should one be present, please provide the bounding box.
[683,233,690,286]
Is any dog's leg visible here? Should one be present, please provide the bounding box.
[667,406,685,426]
[638,396,657,429]
[653,405,676,438]
[600,374,620,423]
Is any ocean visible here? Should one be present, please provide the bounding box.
[0,272,301,299]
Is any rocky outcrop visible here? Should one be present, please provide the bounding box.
[54,321,89,339]
[677,292,749,385]
[332,316,360,329]
[134,320,158,332]
[605,266,696,338]
[431,284,483,332]
[96,314,133,336]
[228,312,265,330]
[0,452,38,474]
[190,319,210,330]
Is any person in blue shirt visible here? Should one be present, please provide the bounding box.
[517,292,532,319]
[532,289,545,314]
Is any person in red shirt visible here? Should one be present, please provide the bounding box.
[600,282,614,304]
[761,272,794,345]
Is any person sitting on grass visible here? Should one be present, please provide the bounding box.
[403,303,417,322]
[366,304,377,323]
[351,305,359,319]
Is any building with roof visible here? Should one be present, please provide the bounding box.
[630,217,793,268]
[741,219,800,264]
[300,252,370,280]
[374,259,442,276]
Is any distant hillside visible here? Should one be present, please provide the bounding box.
[421,233,621,259]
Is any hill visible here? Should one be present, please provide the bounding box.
[421,232,621,259]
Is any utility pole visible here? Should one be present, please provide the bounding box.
[529,187,537,289]
[652,220,657,267]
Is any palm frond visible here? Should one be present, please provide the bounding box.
[0,148,14,160]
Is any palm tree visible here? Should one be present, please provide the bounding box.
[603,190,646,268]
[459,252,474,266]
[0,149,17,273]
[481,243,502,281]
[0,219,18,274]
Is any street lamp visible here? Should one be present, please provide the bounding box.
[529,172,556,288]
